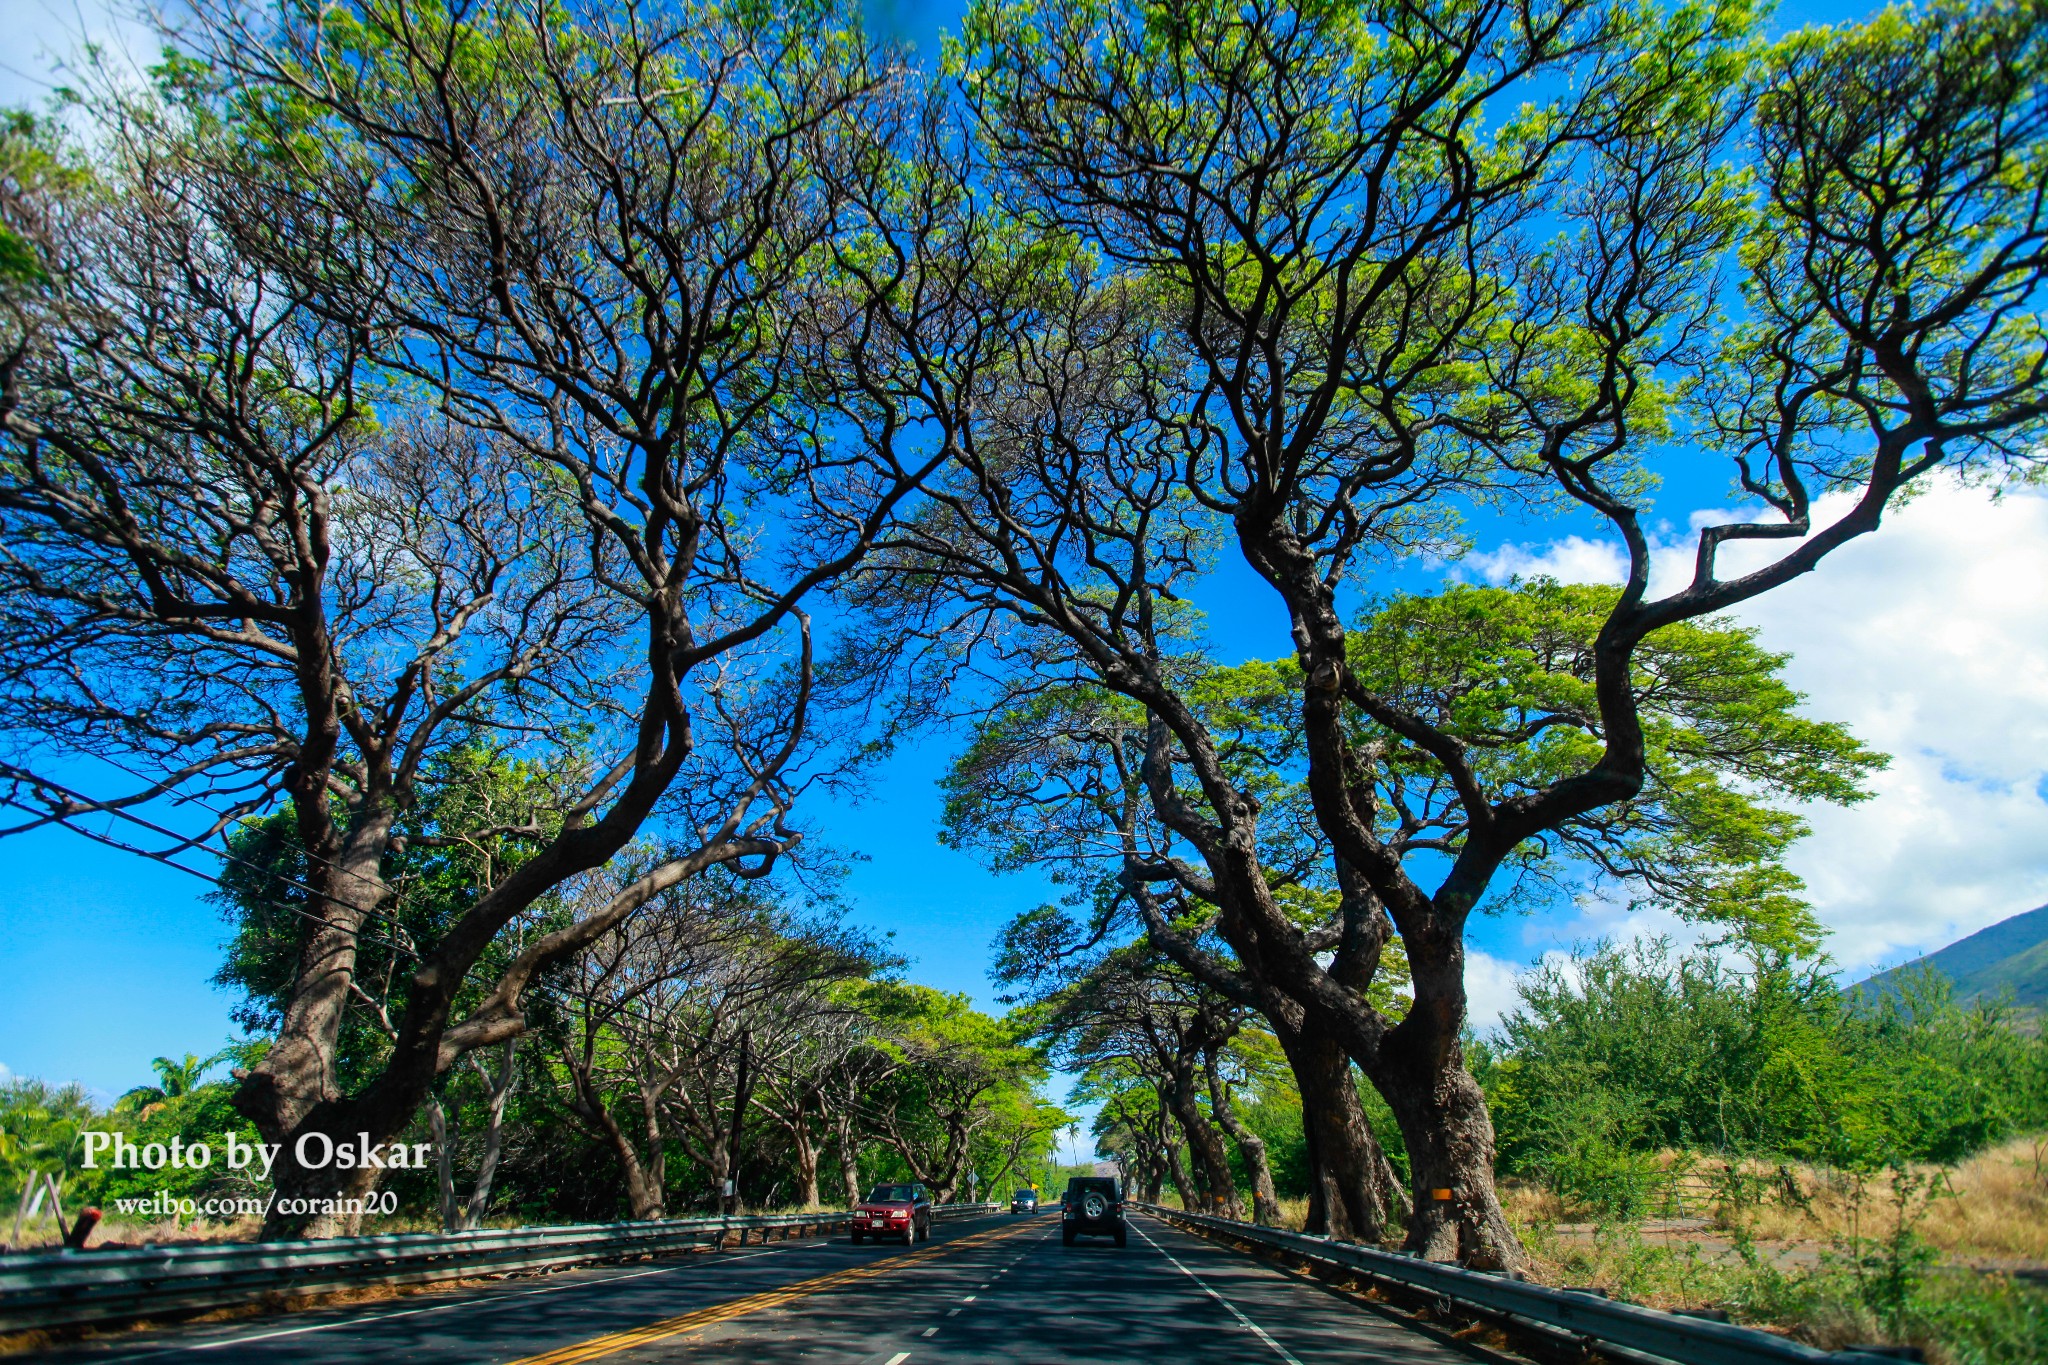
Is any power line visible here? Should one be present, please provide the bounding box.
[0,797,426,963]
[3,779,1029,1177]
[2,765,419,936]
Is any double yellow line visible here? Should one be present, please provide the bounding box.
[503,1219,1036,1365]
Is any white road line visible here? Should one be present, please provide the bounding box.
[922,1326,939,1336]
[1132,1220,1305,1365]
[885,1354,911,1364]
[107,1244,806,1358]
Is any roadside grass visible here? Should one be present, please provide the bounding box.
[1714,1138,2048,1263]
[4,1215,262,1251]
[1506,1135,2048,1365]
[1516,1219,2046,1365]
[1498,1136,2048,1263]
[1155,1138,2048,1364]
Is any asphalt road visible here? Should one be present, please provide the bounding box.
[23,1213,1493,1365]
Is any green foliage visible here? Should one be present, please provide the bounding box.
[1487,941,2048,1210]
[96,1073,266,1207]
[0,108,78,295]
[0,1077,100,1210]
[213,747,567,1090]
[856,982,1053,1173]
[0,1055,264,1217]
[1739,0,2048,493]
[1723,1186,2048,1365]
[1233,1084,1309,1198]
[118,1051,227,1112]
[955,579,1875,1032]
[1338,581,1885,950]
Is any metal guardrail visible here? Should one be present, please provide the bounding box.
[0,1202,1000,1336]
[1134,1203,1909,1365]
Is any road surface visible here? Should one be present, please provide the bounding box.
[19,1213,1494,1364]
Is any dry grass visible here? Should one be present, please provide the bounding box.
[1136,1140,2048,1269]
[1489,1135,2048,1267]
[1500,1178,1571,1226]
[1507,1210,2048,1365]
[1494,1137,2048,1365]
[5,1214,264,1252]
[1710,1137,2048,1263]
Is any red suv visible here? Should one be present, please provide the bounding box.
[851,1183,932,1244]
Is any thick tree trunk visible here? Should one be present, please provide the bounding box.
[932,1122,971,1204]
[636,1088,670,1220]
[1156,842,1517,1264]
[1115,1103,1168,1203]
[1274,1023,1404,1242]
[460,1041,517,1230]
[1203,1050,1279,1225]
[702,1130,738,1214]
[238,812,398,1239]
[1168,1057,1239,1217]
[258,1135,389,1239]
[792,1125,822,1208]
[1230,514,1528,1268]
[429,1096,458,1233]
[1162,1129,1197,1210]
[833,1113,863,1204]
[617,1145,664,1220]
[1374,1009,1519,1268]
[558,1046,665,1220]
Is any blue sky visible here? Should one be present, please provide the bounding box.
[5,0,2045,1103]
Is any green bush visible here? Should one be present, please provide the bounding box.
[1487,941,2048,1185]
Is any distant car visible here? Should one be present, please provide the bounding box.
[1010,1189,1039,1214]
[1061,1175,1125,1246]
[851,1182,931,1244]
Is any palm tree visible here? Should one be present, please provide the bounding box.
[118,1050,225,1114]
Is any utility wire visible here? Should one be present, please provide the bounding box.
[5,777,1010,1179]
[0,796,425,963]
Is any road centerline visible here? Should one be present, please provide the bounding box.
[103,1246,810,1360]
[499,1218,1031,1365]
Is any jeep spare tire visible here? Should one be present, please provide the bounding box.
[1083,1192,1108,1219]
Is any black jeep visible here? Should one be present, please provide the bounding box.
[1060,1175,1126,1246]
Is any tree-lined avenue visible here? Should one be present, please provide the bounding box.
[11,1212,1479,1364]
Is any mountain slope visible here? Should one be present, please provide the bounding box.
[1855,903,2048,1009]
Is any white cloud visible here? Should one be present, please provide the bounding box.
[1711,484,2048,971]
[1463,950,1530,1033]
[1465,482,2048,975]
[1523,891,1701,956]
[1464,534,1630,587]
